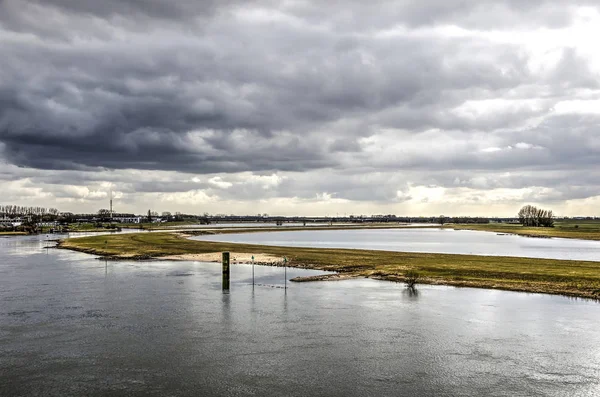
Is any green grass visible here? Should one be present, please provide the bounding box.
[0,231,28,236]
[63,223,120,232]
[449,221,600,240]
[119,221,198,230]
[555,219,600,233]
[59,232,600,300]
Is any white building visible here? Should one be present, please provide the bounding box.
[114,216,143,224]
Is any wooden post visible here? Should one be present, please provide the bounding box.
[222,252,230,292]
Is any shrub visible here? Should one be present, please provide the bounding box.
[404,270,420,288]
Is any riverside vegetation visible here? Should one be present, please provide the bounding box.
[450,219,600,240]
[59,230,600,300]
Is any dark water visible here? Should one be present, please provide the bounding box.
[193,228,600,262]
[1,235,600,396]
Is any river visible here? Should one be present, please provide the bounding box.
[192,228,600,262]
[1,234,599,396]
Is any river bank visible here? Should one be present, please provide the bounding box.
[449,221,600,240]
[58,232,600,300]
[6,220,600,241]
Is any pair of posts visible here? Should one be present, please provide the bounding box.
[222,252,287,291]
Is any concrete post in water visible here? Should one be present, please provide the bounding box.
[251,255,255,287]
[222,252,230,292]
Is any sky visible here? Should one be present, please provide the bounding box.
[1,1,600,217]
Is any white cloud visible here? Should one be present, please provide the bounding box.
[554,99,600,115]
[208,176,233,189]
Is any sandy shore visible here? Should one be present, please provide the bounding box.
[159,252,284,264]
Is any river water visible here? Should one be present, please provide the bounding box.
[1,234,600,396]
[167,222,333,228]
[193,228,600,262]
[169,223,436,229]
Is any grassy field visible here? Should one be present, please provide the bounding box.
[60,223,120,232]
[59,232,600,300]
[119,221,199,230]
[0,231,28,236]
[556,219,600,229]
[450,220,600,240]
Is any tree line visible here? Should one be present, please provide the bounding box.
[0,205,60,218]
[518,205,554,227]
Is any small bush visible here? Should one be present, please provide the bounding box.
[404,270,420,288]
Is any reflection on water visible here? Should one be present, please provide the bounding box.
[1,235,600,396]
[193,228,600,262]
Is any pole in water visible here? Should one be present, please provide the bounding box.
[222,252,230,292]
[251,255,255,287]
[283,256,288,290]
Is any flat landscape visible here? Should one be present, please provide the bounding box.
[450,219,600,240]
[59,226,600,300]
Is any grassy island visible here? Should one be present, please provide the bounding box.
[59,231,600,300]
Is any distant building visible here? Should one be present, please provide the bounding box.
[113,216,143,224]
[0,221,23,227]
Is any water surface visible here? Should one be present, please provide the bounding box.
[193,228,600,262]
[168,222,331,228]
[1,234,599,396]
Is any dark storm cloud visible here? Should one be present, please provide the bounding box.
[353,113,600,174]
[1,0,600,210]
[1,0,588,33]
[26,0,224,19]
[0,12,526,172]
[0,0,245,34]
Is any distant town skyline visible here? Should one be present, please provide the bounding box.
[1,1,600,217]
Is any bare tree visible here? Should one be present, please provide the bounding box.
[518,205,554,227]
